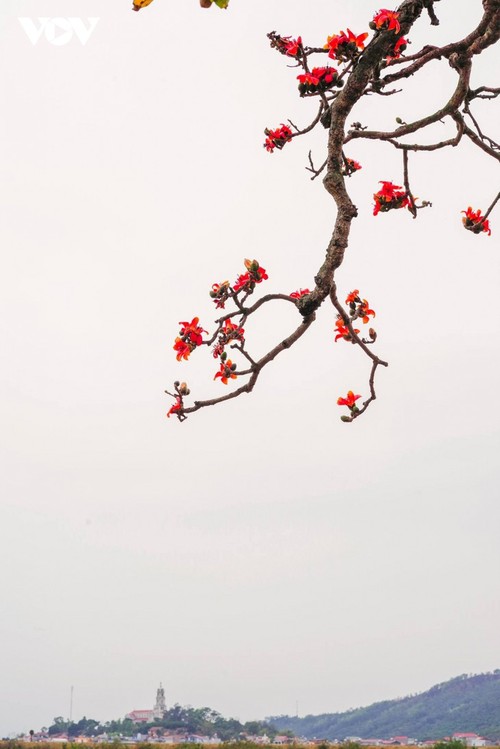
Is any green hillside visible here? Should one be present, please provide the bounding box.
[269,671,500,741]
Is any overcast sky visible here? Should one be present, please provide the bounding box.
[0,0,499,738]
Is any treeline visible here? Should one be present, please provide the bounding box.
[270,671,500,741]
[45,706,286,741]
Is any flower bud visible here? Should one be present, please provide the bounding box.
[340,415,351,422]
[230,363,237,371]
[174,381,180,388]
[221,351,227,361]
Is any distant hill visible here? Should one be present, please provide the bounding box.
[269,671,500,741]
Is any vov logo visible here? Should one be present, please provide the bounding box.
[18,17,100,46]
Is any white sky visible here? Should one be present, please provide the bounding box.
[0,0,499,738]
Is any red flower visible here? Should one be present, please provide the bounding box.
[210,280,231,309]
[167,397,183,418]
[283,35,302,57]
[290,288,311,299]
[214,359,238,385]
[337,391,361,408]
[233,272,251,293]
[222,318,245,342]
[387,36,408,60]
[462,206,491,236]
[325,29,369,61]
[345,290,376,324]
[173,316,206,361]
[346,289,360,305]
[334,317,360,342]
[342,157,362,176]
[371,9,401,34]
[234,260,268,293]
[359,299,376,324]
[297,71,320,86]
[373,181,410,215]
[264,124,293,153]
[268,32,302,58]
[178,316,206,347]
[173,337,194,362]
[297,66,339,95]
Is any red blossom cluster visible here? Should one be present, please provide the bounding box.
[264,124,293,152]
[335,318,360,342]
[209,280,231,309]
[462,206,491,235]
[233,258,268,293]
[335,290,377,343]
[386,36,409,61]
[373,181,411,216]
[297,66,341,96]
[167,396,183,418]
[173,316,207,361]
[324,29,368,62]
[268,32,303,58]
[266,9,405,158]
[337,390,362,421]
[290,288,311,299]
[166,381,190,420]
[370,9,401,33]
[342,156,362,176]
[214,352,238,385]
[346,290,376,324]
[212,318,245,358]
[210,260,268,309]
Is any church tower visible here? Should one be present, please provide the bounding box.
[153,683,166,719]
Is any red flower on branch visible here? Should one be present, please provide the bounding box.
[345,289,360,305]
[173,316,206,361]
[373,181,411,215]
[264,124,293,153]
[212,318,245,359]
[222,319,245,344]
[345,290,376,325]
[283,35,302,57]
[325,29,369,62]
[214,358,238,385]
[297,71,320,86]
[387,36,408,60]
[290,288,311,299]
[462,206,491,235]
[167,396,183,418]
[359,299,376,324]
[178,316,206,347]
[334,317,360,342]
[173,337,194,362]
[298,66,340,96]
[233,272,251,292]
[210,280,231,309]
[371,9,401,34]
[268,32,302,59]
[337,391,361,408]
[342,157,362,176]
[233,259,268,293]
